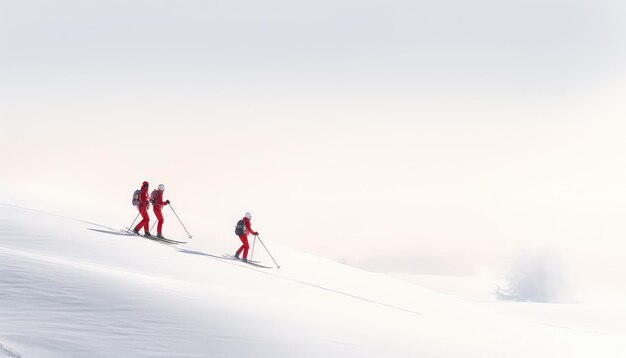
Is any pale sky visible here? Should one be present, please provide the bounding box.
[2,0,626,281]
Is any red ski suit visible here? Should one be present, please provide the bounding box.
[134,184,150,233]
[236,217,258,259]
[151,189,168,235]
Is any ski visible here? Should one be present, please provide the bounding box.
[155,237,187,244]
[124,228,186,245]
[222,254,271,268]
[144,236,187,245]
[243,261,272,269]
[222,254,261,263]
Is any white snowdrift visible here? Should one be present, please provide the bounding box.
[0,203,624,357]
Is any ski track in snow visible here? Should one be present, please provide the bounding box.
[83,218,425,316]
[0,241,424,321]
[178,248,424,316]
[86,225,424,316]
[0,343,22,358]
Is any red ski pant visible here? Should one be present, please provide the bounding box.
[134,206,150,233]
[153,207,164,234]
[236,234,250,259]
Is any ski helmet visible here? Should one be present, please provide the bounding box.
[245,212,252,219]
[158,184,165,191]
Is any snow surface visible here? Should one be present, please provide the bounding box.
[392,273,626,343]
[1,203,625,357]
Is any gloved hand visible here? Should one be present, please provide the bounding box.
[165,200,170,204]
[254,232,259,236]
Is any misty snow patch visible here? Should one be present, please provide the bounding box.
[495,251,570,303]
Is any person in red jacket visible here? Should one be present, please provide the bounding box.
[133,181,152,237]
[150,184,170,239]
[235,212,259,262]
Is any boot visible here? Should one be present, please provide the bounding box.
[132,229,140,235]
[156,233,165,239]
[241,258,248,263]
[144,232,152,238]
[234,253,240,259]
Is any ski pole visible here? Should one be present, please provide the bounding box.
[168,204,192,239]
[255,235,280,268]
[127,212,140,232]
[150,221,157,233]
[251,236,257,259]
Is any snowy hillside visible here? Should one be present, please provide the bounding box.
[1,203,624,357]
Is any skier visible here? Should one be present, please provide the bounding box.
[150,184,170,239]
[133,181,152,237]
[235,212,259,262]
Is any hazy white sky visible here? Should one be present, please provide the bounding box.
[2,0,626,278]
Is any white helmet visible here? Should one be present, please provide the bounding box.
[245,212,252,219]
[158,184,165,191]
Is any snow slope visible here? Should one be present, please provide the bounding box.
[0,203,624,357]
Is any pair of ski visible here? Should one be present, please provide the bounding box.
[124,228,187,245]
[221,254,272,269]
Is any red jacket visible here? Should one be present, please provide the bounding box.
[139,185,150,209]
[150,190,168,210]
[243,217,258,236]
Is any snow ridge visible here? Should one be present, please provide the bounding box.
[0,343,22,358]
